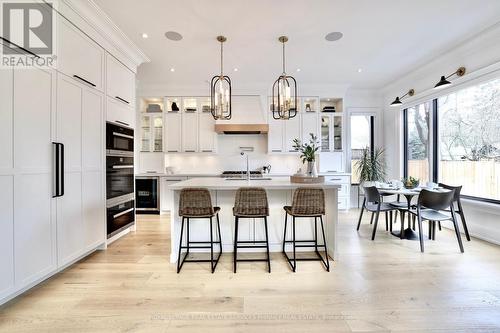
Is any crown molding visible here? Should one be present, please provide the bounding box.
[57,0,150,71]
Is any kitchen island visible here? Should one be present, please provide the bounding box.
[167,177,340,263]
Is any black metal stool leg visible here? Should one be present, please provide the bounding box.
[319,215,330,272]
[314,217,318,252]
[210,216,214,273]
[216,213,222,253]
[177,217,185,274]
[282,212,288,253]
[292,216,296,272]
[264,217,271,273]
[234,216,238,273]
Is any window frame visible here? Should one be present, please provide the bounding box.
[403,86,500,205]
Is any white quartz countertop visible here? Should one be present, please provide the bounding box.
[135,173,220,177]
[167,177,341,190]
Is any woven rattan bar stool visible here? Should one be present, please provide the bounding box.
[177,188,222,273]
[233,187,271,273]
[282,188,330,272]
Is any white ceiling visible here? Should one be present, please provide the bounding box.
[94,0,500,89]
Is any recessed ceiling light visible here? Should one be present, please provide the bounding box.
[325,31,343,42]
[170,68,175,72]
[233,68,238,72]
[142,33,148,39]
[296,68,301,72]
[165,31,183,41]
[357,68,363,73]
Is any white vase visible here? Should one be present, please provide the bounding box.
[306,161,318,177]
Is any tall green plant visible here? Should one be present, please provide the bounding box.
[354,147,386,182]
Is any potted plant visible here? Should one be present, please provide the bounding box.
[354,147,386,188]
[293,133,320,177]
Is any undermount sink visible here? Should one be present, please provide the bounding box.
[224,177,273,181]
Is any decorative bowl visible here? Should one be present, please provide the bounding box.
[402,177,419,189]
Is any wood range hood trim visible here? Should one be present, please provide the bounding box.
[214,124,269,135]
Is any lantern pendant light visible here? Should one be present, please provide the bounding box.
[272,36,298,120]
[210,36,232,120]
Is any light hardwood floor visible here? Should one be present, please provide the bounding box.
[1,210,500,332]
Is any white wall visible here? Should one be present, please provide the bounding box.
[381,22,500,245]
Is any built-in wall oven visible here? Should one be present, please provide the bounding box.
[106,121,135,238]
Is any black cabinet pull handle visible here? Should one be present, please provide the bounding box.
[52,142,65,198]
[0,36,40,58]
[115,96,130,104]
[73,75,96,87]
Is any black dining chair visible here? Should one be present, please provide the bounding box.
[438,183,470,241]
[408,189,464,253]
[357,186,399,240]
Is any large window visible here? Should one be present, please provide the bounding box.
[437,79,500,201]
[403,77,500,203]
[350,115,374,184]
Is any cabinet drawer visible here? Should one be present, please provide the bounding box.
[338,184,349,196]
[337,196,349,210]
[324,175,350,184]
[58,18,104,91]
[106,97,135,128]
[106,54,135,106]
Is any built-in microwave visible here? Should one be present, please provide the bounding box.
[106,122,134,154]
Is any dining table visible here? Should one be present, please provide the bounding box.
[377,186,450,240]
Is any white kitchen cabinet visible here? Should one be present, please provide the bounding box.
[58,17,104,91]
[284,116,301,153]
[324,174,351,210]
[56,74,105,267]
[106,53,135,106]
[13,68,57,288]
[165,112,182,153]
[182,112,199,152]
[199,112,217,153]
[0,68,14,299]
[268,114,284,153]
[140,114,163,152]
[301,112,319,142]
[160,176,188,212]
[321,114,344,152]
[107,96,135,128]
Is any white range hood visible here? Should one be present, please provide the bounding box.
[214,95,268,134]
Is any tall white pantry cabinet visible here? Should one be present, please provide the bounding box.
[0,1,145,305]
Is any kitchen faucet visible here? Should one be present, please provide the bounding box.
[240,151,250,181]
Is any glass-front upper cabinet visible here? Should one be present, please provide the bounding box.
[321,115,331,152]
[140,114,163,152]
[140,115,151,152]
[319,98,343,152]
